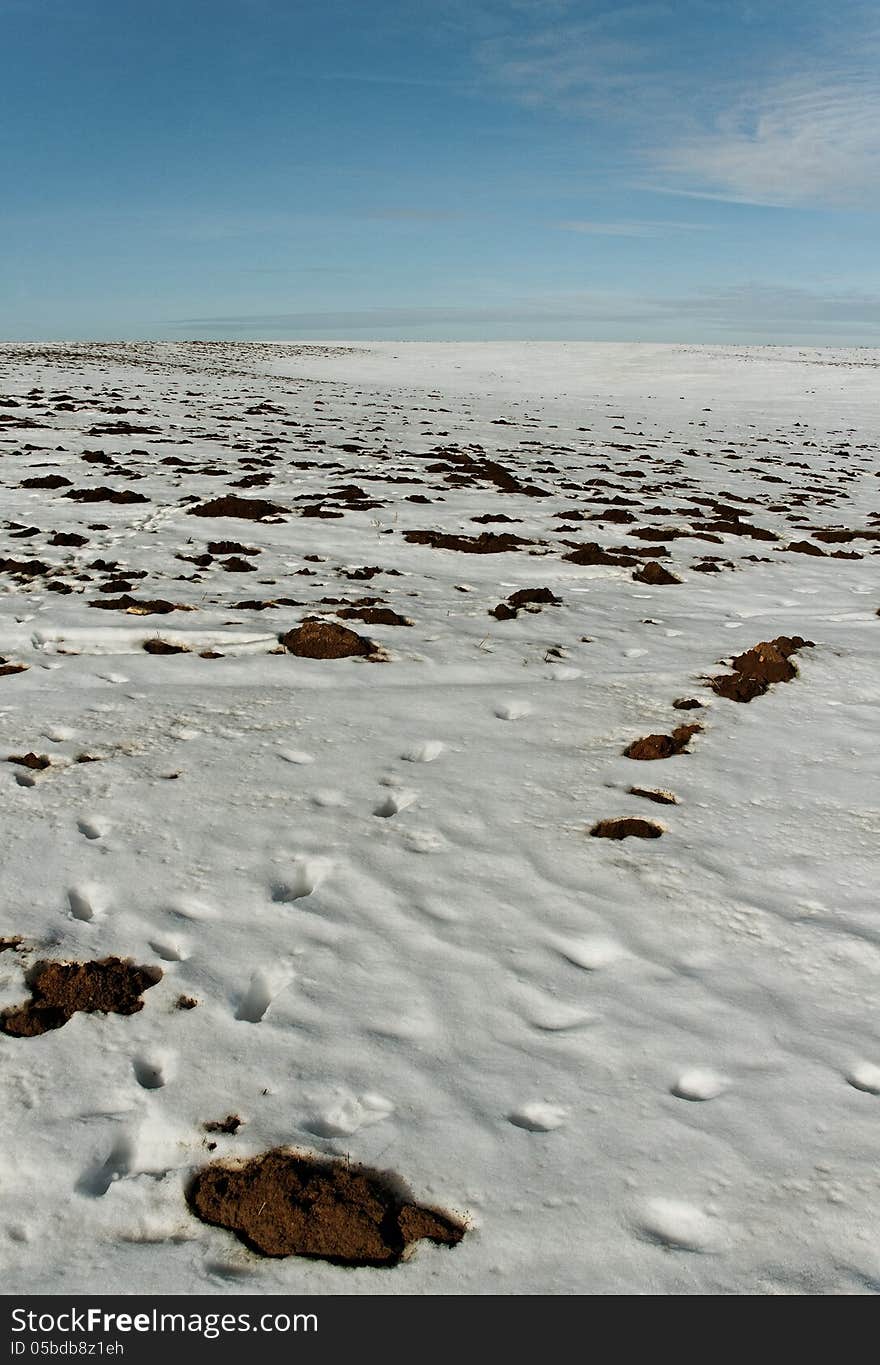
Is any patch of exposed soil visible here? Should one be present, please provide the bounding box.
[7,753,50,770]
[672,697,704,710]
[0,958,162,1037]
[491,587,561,619]
[590,817,664,839]
[143,639,190,654]
[186,1148,466,1265]
[708,635,814,703]
[404,529,530,554]
[203,1115,243,1135]
[89,596,190,614]
[633,561,681,585]
[624,724,702,760]
[280,619,377,658]
[628,787,679,804]
[336,606,412,627]
[64,487,149,504]
[188,496,287,520]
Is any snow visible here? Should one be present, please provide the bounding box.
[0,339,877,1294]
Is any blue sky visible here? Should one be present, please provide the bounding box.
[2,0,878,342]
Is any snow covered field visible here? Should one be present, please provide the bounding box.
[0,339,877,1294]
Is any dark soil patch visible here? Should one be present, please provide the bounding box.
[0,936,24,953]
[207,541,261,556]
[336,607,412,627]
[50,532,89,547]
[7,753,50,770]
[562,541,637,567]
[176,994,199,1010]
[280,619,377,659]
[708,635,814,703]
[673,697,704,710]
[0,663,29,677]
[204,1115,243,1135]
[186,1148,466,1266]
[89,596,188,614]
[0,957,162,1037]
[491,587,561,619]
[629,787,678,805]
[590,817,664,839]
[188,496,287,521]
[21,475,72,489]
[624,724,702,760]
[404,529,530,554]
[633,560,681,585]
[143,639,190,654]
[64,487,149,504]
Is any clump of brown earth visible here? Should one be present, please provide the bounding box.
[336,606,412,627]
[90,596,192,614]
[672,697,704,710]
[0,958,162,1037]
[404,529,530,554]
[280,619,377,659]
[590,817,664,839]
[188,496,287,521]
[7,753,50,770]
[491,587,561,620]
[186,1148,466,1266]
[143,638,190,654]
[629,787,678,805]
[0,661,29,677]
[632,561,681,585]
[624,724,702,761]
[708,636,814,703]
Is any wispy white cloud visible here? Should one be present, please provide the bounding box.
[471,1,880,210]
[555,218,711,236]
[653,75,880,208]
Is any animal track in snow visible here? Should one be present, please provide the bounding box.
[494,700,532,721]
[67,885,103,922]
[279,748,315,765]
[401,740,444,763]
[846,1062,880,1094]
[307,1093,395,1138]
[671,1069,729,1102]
[636,1198,725,1253]
[271,857,331,903]
[133,1051,174,1090]
[77,1134,134,1198]
[508,1102,567,1132]
[373,789,417,818]
[553,935,629,970]
[234,969,292,1023]
[77,816,106,841]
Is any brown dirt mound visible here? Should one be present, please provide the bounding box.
[491,587,561,619]
[186,1148,466,1265]
[8,753,50,770]
[280,619,376,658]
[632,561,681,585]
[89,596,188,614]
[21,474,72,489]
[629,787,678,805]
[708,635,814,703]
[64,487,148,504]
[590,817,664,839]
[562,541,636,567]
[188,496,287,520]
[672,697,704,710]
[336,606,412,627]
[0,957,162,1037]
[624,724,702,760]
[404,529,529,553]
[143,639,190,654]
[0,663,29,677]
